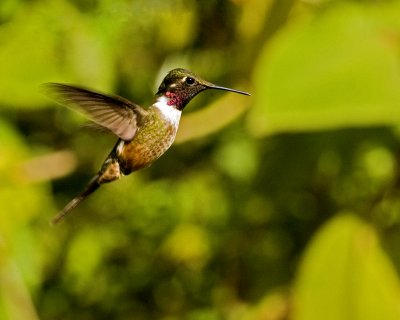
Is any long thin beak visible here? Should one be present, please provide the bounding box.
[207,84,251,96]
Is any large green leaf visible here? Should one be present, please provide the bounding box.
[248,3,400,136]
[293,214,400,320]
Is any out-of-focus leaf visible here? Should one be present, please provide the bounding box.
[213,135,259,182]
[237,0,272,40]
[248,3,400,136]
[176,92,251,143]
[161,224,210,269]
[293,214,400,320]
[0,255,39,320]
[15,150,77,183]
[221,290,289,320]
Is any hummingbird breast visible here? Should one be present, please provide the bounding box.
[117,105,180,173]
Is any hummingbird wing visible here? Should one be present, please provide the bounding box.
[43,83,148,141]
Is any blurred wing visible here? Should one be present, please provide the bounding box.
[43,83,148,141]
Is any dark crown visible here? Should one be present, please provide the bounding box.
[156,68,250,110]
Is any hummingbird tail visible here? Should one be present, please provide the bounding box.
[50,175,101,225]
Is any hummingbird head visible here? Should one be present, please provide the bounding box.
[156,68,250,110]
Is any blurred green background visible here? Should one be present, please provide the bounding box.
[2,0,400,319]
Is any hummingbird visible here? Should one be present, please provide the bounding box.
[44,68,250,224]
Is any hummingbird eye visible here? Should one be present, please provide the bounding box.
[185,77,195,85]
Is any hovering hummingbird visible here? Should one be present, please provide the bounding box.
[44,68,250,224]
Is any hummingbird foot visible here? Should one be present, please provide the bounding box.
[98,158,122,183]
